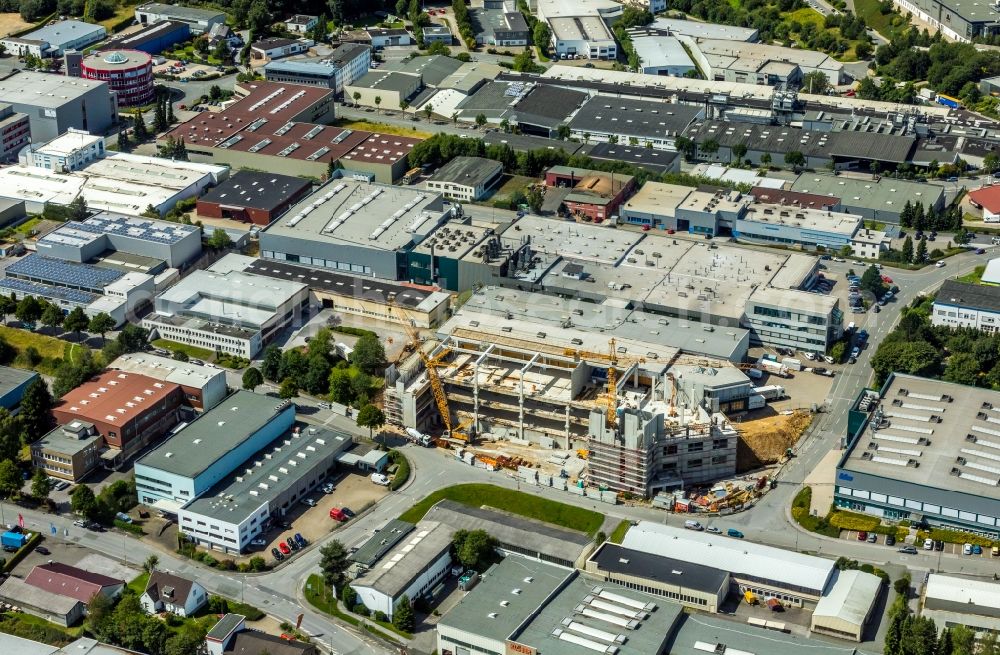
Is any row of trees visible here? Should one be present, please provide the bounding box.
[898,200,963,232]
[70,478,136,523]
[0,377,52,499]
[451,0,475,49]
[884,574,997,655]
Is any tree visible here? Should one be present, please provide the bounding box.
[984,152,1000,176]
[915,237,927,263]
[0,460,19,499]
[0,295,14,325]
[247,0,272,36]
[19,378,52,445]
[452,529,498,572]
[172,350,189,362]
[476,113,488,128]
[303,355,333,396]
[424,103,434,122]
[533,21,551,51]
[352,91,361,106]
[153,98,167,133]
[871,340,941,385]
[133,109,148,141]
[261,345,282,381]
[399,99,409,112]
[86,591,115,638]
[143,554,159,574]
[14,295,41,325]
[352,333,386,374]
[117,323,149,353]
[860,264,887,296]
[207,228,233,250]
[901,235,914,263]
[71,484,99,518]
[944,352,981,386]
[784,150,806,170]
[117,123,131,152]
[393,595,415,632]
[802,70,830,94]
[164,632,203,655]
[242,367,263,391]
[31,468,51,500]
[63,306,89,341]
[374,95,381,113]
[949,625,975,655]
[319,540,349,590]
[731,142,748,164]
[760,152,772,167]
[329,368,353,405]
[88,313,115,345]
[556,123,570,140]
[356,404,385,440]
[279,377,298,399]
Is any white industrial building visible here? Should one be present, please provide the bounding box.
[809,569,882,642]
[687,38,846,87]
[0,149,226,215]
[621,522,836,607]
[932,279,1000,333]
[537,0,620,59]
[851,228,893,259]
[135,3,225,33]
[627,30,696,76]
[745,286,843,353]
[142,255,310,358]
[350,520,453,620]
[923,574,1000,638]
[1,20,106,58]
[21,129,105,171]
[651,17,760,41]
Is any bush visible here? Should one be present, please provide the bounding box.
[792,486,811,510]
[894,575,911,596]
[330,326,377,338]
[226,600,265,621]
[248,556,267,572]
[920,527,997,547]
[201,554,218,567]
[354,604,370,617]
[374,611,388,622]
[114,519,145,535]
[828,511,881,532]
[388,450,410,491]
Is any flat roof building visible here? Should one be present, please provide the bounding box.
[178,425,353,553]
[260,179,451,281]
[567,96,702,150]
[622,521,835,606]
[424,156,503,201]
[0,71,116,143]
[737,202,862,250]
[101,20,189,54]
[932,278,1000,333]
[651,17,759,41]
[585,542,730,613]
[2,20,106,58]
[584,142,681,174]
[196,171,313,226]
[692,38,845,86]
[0,366,39,411]
[810,569,883,642]
[142,257,310,358]
[135,393,296,512]
[628,30,697,77]
[135,3,225,33]
[839,373,1000,537]
[438,556,677,655]
[923,574,1000,637]
[31,421,103,482]
[109,353,228,411]
[350,520,454,620]
[791,173,944,222]
[620,181,693,227]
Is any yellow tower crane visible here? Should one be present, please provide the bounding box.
[563,338,644,431]
[399,317,471,442]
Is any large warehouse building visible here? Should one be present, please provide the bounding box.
[838,373,1000,537]
[0,70,116,142]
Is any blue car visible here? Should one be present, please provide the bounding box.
[294,533,307,548]
[973,544,983,555]
[727,528,744,539]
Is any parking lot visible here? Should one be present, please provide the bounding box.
[256,471,388,564]
[153,60,219,81]
[839,529,1000,558]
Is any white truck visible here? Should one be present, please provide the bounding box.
[756,359,790,377]
[405,428,432,447]
[753,384,787,401]
[748,394,766,410]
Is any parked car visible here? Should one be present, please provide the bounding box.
[964,543,973,555]
[287,537,299,551]
[898,545,918,554]
[294,533,307,548]
[867,532,877,543]
[73,519,87,528]
[342,507,355,518]
[115,512,132,524]
[330,507,348,522]
[88,522,105,532]
[279,542,291,555]
[857,531,868,541]
[823,355,835,364]
[885,534,896,546]
[302,498,317,507]
[935,540,944,551]
[250,538,266,547]
[727,528,744,538]
[924,538,934,550]
[322,483,335,494]
[977,248,987,255]
[936,261,945,268]
[993,545,999,557]
[35,546,50,555]
[705,526,721,534]
[974,544,983,555]
[804,352,816,361]
[272,547,284,561]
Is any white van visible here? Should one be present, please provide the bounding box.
[370,473,390,486]
[847,321,856,332]
[684,520,704,531]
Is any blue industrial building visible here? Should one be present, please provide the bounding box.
[102,20,190,55]
[134,392,296,512]
[0,366,39,412]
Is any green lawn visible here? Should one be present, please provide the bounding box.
[127,571,150,595]
[152,339,214,360]
[304,575,403,642]
[854,0,910,40]
[398,484,604,535]
[957,265,986,284]
[785,7,824,27]
[14,217,41,236]
[608,520,630,544]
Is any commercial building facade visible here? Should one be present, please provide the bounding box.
[31,421,104,482]
[424,156,503,201]
[110,353,228,411]
[196,171,313,226]
[0,71,116,143]
[0,103,30,162]
[745,286,842,351]
[1,20,106,58]
[80,50,155,107]
[932,279,1000,333]
[101,20,190,54]
[135,3,225,34]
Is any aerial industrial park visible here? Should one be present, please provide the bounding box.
[0,0,999,654]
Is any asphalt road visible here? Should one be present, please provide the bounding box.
[22,248,1000,653]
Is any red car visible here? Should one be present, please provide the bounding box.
[330,507,347,522]
[278,541,291,555]
[881,275,893,283]
[666,228,675,234]
[857,531,868,541]
[641,225,651,231]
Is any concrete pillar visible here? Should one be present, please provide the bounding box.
[564,406,571,449]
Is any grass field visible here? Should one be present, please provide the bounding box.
[98,4,134,32]
[0,13,32,38]
[608,519,630,544]
[127,571,150,595]
[957,265,986,284]
[854,0,910,40]
[398,483,605,535]
[0,326,71,362]
[152,339,214,361]
[334,119,434,139]
[304,574,405,641]
[786,7,824,27]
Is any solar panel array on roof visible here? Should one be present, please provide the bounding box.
[0,278,98,305]
[7,254,124,291]
[74,213,197,245]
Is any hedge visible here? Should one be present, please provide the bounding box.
[114,519,145,535]
[828,511,881,532]
[388,450,409,491]
[3,532,42,573]
[918,528,998,548]
[331,326,377,338]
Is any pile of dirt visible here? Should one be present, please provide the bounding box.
[736,410,813,472]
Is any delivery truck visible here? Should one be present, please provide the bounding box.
[753,385,787,401]
[757,359,790,377]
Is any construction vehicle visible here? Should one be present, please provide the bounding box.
[396,302,473,443]
[576,449,589,460]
